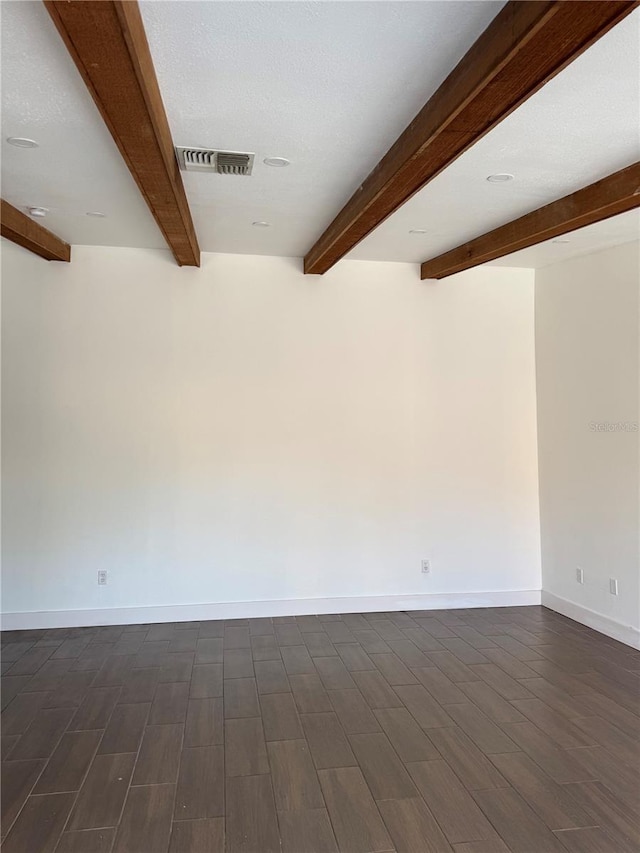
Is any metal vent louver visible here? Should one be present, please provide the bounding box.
[175,147,254,176]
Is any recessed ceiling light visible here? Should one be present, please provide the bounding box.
[486,173,514,183]
[86,211,107,218]
[27,207,48,218]
[409,228,428,234]
[552,238,570,244]
[7,137,39,148]
[263,157,290,167]
[252,221,270,227]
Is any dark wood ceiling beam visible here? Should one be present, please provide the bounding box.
[420,163,640,279]
[43,0,200,267]
[1,200,71,262]
[304,0,639,275]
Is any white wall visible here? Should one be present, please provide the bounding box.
[536,241,640,643]
[1,243,540,622]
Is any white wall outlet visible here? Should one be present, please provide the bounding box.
[609,578,618,596]
[97,570,108,586]
[576,567,584,584]
[421,559,431,574]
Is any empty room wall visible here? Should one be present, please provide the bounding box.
[536,241,640,645]
[1,243,540,626]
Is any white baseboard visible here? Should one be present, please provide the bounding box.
[1,589,541,631]
[542,590,640,650]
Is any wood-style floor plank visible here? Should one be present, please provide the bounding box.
[278,807,338,853]
[490,751,595,830]
[370,652,418,685]
[2,605,637,853]
[444,702,519,754]
[133,723,183,784]
[413,666,466,703]
[395,684,454,729]
[569,713,640,767]
[471,787,568,852]
[377,797,453,853]
[2,792,75,853]
[69,686,120,730]
[7,708,74,760]
[565,744,640,809]
[119,665,159,703]
[301,711,357,769]
[190,664,223,699]
[428,726,509,791]
[226,774,280,853]
[427,650,478,682]
[33,730,101,794]
[1,691,49,736]
[254,659,290,694]
[408,760,500,844]
[267,739,325,811]
[314,656,357,690]
[42,671,96,710]
[563,780,640,852]
[260,692,304,741]
[574,690,640,738]
[98,701,149,754]
[174,745,224,819]
[112,782,175,853]
[500,720,596,784]
[223,676,260,718]
[352,630,391,655]
[304,632,339,657]
[195,637,223,664]
[159,652,194,683]
[509,697,597,748]
[348,732,417,799]
[352,670,402,709]
[470,663,534,700]
[289,673,332,713]
[318,766,394,853]
[1,758,46,832]
[168,818,224,853]
[329,688,381,734]
[281,644,317,675]
[68,752,136,829]
[551,826,627,853]
[335,643,375,672]
[373,706,439,762]
[249,635,280,662]
[54,828,116,853]
[225,717,269,777]
[457,679,526,724]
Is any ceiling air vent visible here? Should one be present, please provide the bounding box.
[175,147,254,176]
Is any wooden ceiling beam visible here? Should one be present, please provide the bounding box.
[43,0,200,267]
[304,0,639,275]
[420,163,640,279]
[1,200,71,262]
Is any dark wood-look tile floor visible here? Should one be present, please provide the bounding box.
[2,606,639,852]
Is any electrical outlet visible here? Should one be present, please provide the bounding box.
[609,578,618,596]
[421,559,431,574]
[576,567,584,584]
[98,570,108,586]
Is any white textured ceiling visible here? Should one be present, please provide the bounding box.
[0,0,165,249]
[348,7,640,264]
[1,1,638,268]
[139,0,504,258]
[487,209,640,270]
